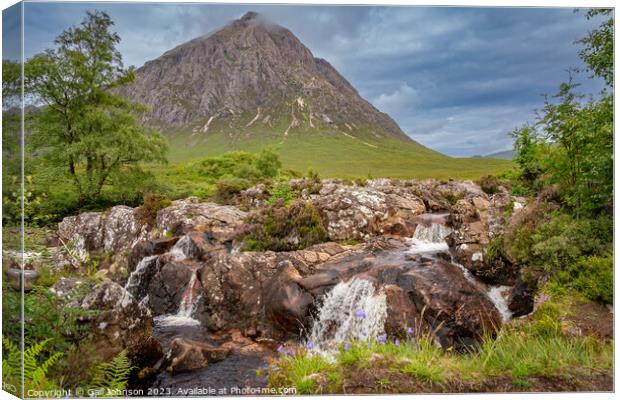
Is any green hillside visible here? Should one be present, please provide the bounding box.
[161,124,512,181]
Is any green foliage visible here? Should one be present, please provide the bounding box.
[255,146,282,178]
[577,9,613,87]
[561,254,613,304]
[267,181,296,205]
[3,337,64,393]
[25,11,168,205]
[214,176,252,204]
[238,200,328,252]
[87,350,133,396]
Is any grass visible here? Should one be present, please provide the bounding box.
[158,125,513,182]
[267,295,613,394]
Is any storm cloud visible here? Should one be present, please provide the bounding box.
[11,3,607,156]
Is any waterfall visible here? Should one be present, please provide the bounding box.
[168,235,196,261]
[486,286,513,322]
[406,218,513,322]
[309,278,387,354]
[154,270,202,327]
[407,222,452,254]
[125,255,159,300]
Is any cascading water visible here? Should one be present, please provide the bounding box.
[168,235,194,261]
[407,217,513,322]
[154,269,202,327]
[125,255,159,299]
[308,278,387,354]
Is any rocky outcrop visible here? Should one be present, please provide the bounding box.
[78,280,162,367]
[312,183,425,241]
[155,198,247,240]
[58,206,149,260]
[163,338,231,374]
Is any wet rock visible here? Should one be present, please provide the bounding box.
[383,284,427,338]
[155,198,246,241]
[164,337,231,374]
[147,260,203,316]
[128,237,179,272]
[79,280,162,367]
[508,276,535,317]
[398,259,502,348]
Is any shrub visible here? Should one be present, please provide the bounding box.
[238,200,328,252]
[476,175,506,195]
[214,176,252,204]
[268,181,297,206]
[255,147,282,178]
[135,192,172,227]
[563,254,613,304]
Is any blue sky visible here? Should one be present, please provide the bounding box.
[4,3,608,156]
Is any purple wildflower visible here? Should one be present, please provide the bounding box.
[361,330,368,338]
[306,340,314,350]
[277,345,284,353]
[394,339,400,346]
[406,327,414,336]
[378,333,388,343]
[284,350,289,357]
[355,308,367,320]
[344,343,351,351]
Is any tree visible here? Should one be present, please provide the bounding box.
[577,8,613,87]
[25,11,167,204]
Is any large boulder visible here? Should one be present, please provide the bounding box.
[155,198,247,241]
[312,183,425,241]
[58,206,150,260]
[163,337,231,374]
[79,280,162,367]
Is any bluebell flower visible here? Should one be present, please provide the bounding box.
[306,340,314,350]
[378,333,387,343]
[406,327,414,336]
[284,350,289,357]
[394,339,400,346]
[344,343,351,351]
[361,330,368,338]
[277,345,284,353]
[355,308,367,319]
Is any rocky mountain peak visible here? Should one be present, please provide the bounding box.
[119,12,412,143]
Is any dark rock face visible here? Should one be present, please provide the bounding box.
[128,237,180,273]
[117,12,412,142]
[508,276,535,317]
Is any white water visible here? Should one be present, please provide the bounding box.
[407,221,513,322]
[487,285,513,322]
[168,235,194,261]
[155,270,202,327]
[309,278,387,354]
[125,255,159,299]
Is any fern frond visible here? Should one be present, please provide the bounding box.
[30,351,63,385]
[23,338,52,380]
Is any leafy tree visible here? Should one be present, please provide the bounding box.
[25,11,167,205]
[577,8,613,87]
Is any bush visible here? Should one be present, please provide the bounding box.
[135,192,172,227]
[476,175,507,195]
[214,176,252,204]
[562,254,613,304]
[268,181,297,206]
[238,200,328,252]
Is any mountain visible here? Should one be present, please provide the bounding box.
[120,12,409,142]
[119,12,510,179]
[475,150,514,160]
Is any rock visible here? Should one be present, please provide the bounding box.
[155,198,247,241]
[58,206,149,258]
[164,338,231,374]
[312,183,425,240]
[79,280,162,367]
[508,276,535,317]
[383,284,427,338]
[5,268,38,291]
[147,260,204,316]
[128,237,179,272]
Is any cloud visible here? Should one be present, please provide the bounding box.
[19,4,608,156]
[373,83,418,115]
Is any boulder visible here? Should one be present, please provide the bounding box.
[127,237,179,272]
[79,280,162,367]
[312,183,425,240]
[155,198,247,241]
[164,337,231,374]
[508,276,535,317]
[5,268,38,291]
[58,206,149,259]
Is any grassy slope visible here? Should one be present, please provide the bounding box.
[163,123,513,180]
